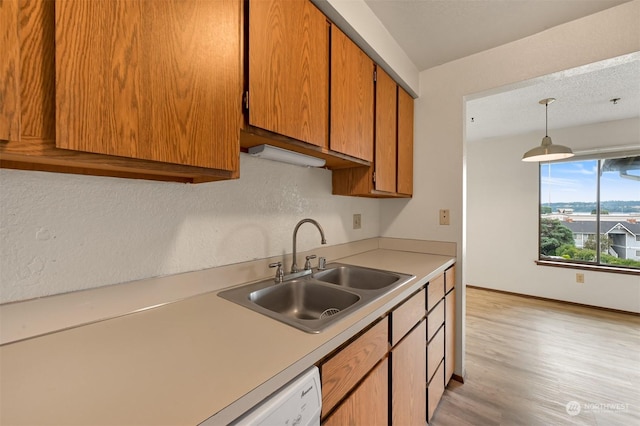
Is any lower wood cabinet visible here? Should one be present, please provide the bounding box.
[319,263,456,425]
[445,287,456,385]
[427,296,445,342]
[427,272,445,311]
[427,320,445,381]
[391,288,425,346]
[392,320,426,426]
[427,360,445,422]
[324,358,388,426]
[320,318,388,418]
[426,265,456,421]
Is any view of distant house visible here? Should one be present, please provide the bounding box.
[555,216,640,261]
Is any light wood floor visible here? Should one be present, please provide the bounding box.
[431,287,640,426]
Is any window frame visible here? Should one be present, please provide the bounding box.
[537,154,640,275]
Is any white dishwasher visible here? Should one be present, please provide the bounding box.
[232,367,322,426]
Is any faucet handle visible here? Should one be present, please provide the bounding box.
[269,262,284,283]
[304,255,317,271]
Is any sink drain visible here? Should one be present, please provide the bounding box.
[319,308,341,319]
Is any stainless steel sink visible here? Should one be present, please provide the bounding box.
[249,280,360,320]
[218,263,414,333]
[312,263,405,290]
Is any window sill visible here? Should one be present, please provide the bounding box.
[536,260,640,276]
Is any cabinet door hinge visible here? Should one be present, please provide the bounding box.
[372,171,376,184]
[373,69,377,82]
[243,91,249,111]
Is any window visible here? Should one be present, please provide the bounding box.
[539,154,640,270]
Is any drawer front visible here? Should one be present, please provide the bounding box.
[321,317,389,417]
[391,288,426,346]
[427,325,445,382]
[427,298,445,342]
[445,265,455,293]
[427,273,445,311]
[427,360,445,422]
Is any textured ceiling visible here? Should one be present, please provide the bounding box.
[466,55,640,142]
[364,0,632,71]
[361,0,638,141]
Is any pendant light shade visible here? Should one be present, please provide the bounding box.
[522,98,574,162]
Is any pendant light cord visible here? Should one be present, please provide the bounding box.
[545,101,548,137]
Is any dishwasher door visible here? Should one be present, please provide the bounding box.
[232,366,322,426]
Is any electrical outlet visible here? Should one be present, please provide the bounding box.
[439,209,450,225]
[576,273,585,284]
[353,213,362,229]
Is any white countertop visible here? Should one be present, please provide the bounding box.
[0,248,454,425]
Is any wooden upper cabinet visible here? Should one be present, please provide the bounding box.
[330,26,374,162]
[54,0,242,171]
[19,0,56,142]
[332,65,413,198]
[374,66,397,193]
[248,0,328,149]
[397,86,414,195]
[0,0,21,142]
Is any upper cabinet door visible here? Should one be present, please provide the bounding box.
[54,0,242,171]
[0,0,21,142]
[374,67,397,193]
[249,0,329,149]
[397,87,414,195]
[330,27,374,162]
[20,0,56,142]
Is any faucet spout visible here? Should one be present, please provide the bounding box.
[291,219,327,273]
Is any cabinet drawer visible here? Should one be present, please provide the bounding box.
[390,288,425,346]
[321,317,388,417]
[427,273,445,311]
[427,360,445,422]
[427,325,445,382]
[427,298,445,342]
[445,265,455,293]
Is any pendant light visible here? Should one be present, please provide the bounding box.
[522,98,574,162]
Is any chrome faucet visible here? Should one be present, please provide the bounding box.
[291,219,327,273]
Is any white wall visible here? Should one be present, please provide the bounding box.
[381,0,640,253]
[379,0,640,376]
[0,155,380,303]
[467,118,640,313]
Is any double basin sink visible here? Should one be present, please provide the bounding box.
[219,263,414,333]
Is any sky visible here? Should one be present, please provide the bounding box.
[540,158,639,203]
